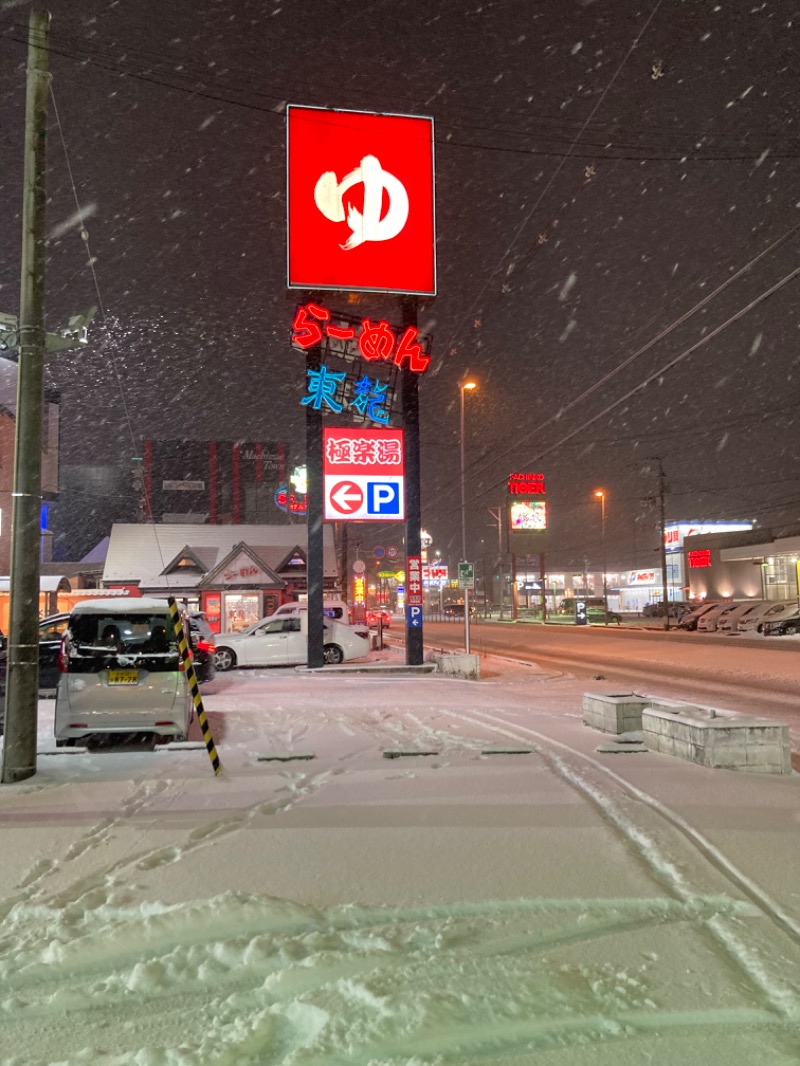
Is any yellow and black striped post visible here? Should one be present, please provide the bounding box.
[168,597,221,776]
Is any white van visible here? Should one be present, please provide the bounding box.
[270,599,347,622]
[54,598,192,748]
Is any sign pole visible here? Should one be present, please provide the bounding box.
[401,295,423,666]
[306,345,325,668]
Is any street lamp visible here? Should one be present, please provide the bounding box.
[594,489,608,625]
[460,379,477,651]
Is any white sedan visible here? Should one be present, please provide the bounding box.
[213,616,370,671]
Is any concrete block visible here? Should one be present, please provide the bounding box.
[431,653,480,679]
[581,693,649,735]
[642,704,790,774]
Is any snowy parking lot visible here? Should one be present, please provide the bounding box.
[1,651,799,1065]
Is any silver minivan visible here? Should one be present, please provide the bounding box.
[54,598,192,748]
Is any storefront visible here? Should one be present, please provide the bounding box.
[102,523,341,633]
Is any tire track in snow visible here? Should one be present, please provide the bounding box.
[438,704,800,1023]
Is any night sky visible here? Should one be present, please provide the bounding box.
[1,0,799,574]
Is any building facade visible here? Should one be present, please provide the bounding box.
[102,523,340,633]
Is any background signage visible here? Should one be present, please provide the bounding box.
[322,427,405,521]
[287,105,436,296]
[507,471,548,552]
[664,521,752,552]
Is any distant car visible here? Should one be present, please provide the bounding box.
[642,602,689,619]
[739,600,799,634]
[213,614,370,670]
[717,601,766,633]
[187,612,216,684]
[763,612,800,637]
[366,609,392,628]
[677,602,723,631]
[558,597,604,615]
[585,606,622,624]
[445,605,475,622]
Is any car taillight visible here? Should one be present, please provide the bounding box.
[58,635,69,673]
[196,639,216,653]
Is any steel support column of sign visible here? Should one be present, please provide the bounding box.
[401,295,423,666]
[306,346,325,668]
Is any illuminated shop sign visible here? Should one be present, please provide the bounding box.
[292,304,431,372]
[274,486,308,514]
[406,555,423,606]
[688,550,712,569]
[628,570,657,585]
[322,426,405,522]
[510,500,547,531]
[287,105,436,296]
[508,472,546,495]
[423,564,448,585]
[293,303,432,426]
[664,521,752,552]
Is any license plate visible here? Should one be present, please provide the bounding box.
[108,669,138,685]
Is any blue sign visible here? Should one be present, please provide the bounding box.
[367,481,401,516]
[407,605,423,628]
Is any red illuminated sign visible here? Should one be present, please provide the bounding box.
[292,302,430,372]
[508,472,546,495]
[688,550,712,569]
[407,555,423,606]
[287,105,436,295]
[322,427,405,521]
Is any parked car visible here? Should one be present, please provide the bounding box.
[558,597,605,615]
[366,609,392,628]
[269,600,348,622]
[213,612,370,670]
[677,601,723,631]
[585,606,622,624]
[36,613,72,689]
[717,600,766,633]
[641,601,690,619]
[763,610,800,636]
[0,613,72,693]
[186,612,216,684]
[54,598,193,748]
[696,602,740,633]
[740,600,800,635]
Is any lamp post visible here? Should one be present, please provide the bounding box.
[594,489,608,625]
[460,380,477,651]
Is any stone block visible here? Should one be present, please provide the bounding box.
[642,704,790,774]
[581,692,649,734]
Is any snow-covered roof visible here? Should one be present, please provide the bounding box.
[65,596,175,614]
[0,575,71,592]
[102,523,337,591]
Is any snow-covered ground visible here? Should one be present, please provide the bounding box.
[1,650,799,1065]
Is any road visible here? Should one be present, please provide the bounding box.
[418,618,800,752]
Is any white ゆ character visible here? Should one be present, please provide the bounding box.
[314,155,409,251]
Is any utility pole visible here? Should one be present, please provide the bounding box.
[2,9,51,784]
[653,457,671,632]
